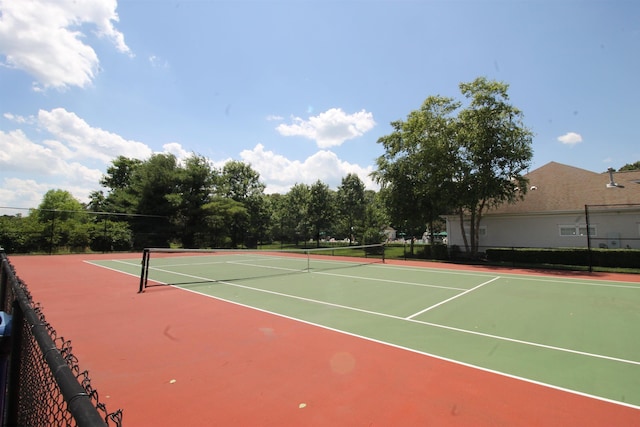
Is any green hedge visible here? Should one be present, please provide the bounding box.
[384,244,449,261]
[486,247,640,269]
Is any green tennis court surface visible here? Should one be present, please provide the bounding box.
[90,251,640,409]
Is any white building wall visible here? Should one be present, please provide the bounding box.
[445,211,640,250]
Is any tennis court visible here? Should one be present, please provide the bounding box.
[9,249,640,425]
[92,248,640,408]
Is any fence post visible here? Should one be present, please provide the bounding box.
[4,299,23,426]
[585,205,593,273]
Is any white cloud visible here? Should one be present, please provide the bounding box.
[0,109,378,210]
[149,54,169,69]
[0,0,131,90]
[0,107,153,209]
[557,132,583,145]
[0,129,68,175]
[3,113,33,124]
[162,142,189,160]
[37,108,152,162]
[239,143,377,194]
[0,128,105,196]
[276,108,376,148]
[0,178,52,210]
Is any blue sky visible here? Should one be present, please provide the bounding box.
[1,0,639,213]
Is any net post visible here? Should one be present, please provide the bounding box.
[139,249,150,293]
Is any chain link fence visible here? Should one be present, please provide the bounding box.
[0,207,168,254]
[0,250,123,426]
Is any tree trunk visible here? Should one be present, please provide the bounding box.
[458,208,470,254]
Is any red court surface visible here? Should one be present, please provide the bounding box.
[8,253,640,426]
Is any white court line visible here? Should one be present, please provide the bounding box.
[373,263,640,289]
[176,282,640,411]
[144,265,640,368]
[316,270,467,291]
[226,260,467,292]
[89,259,640,369]
[85,259,640,410]
[225,260,305,273]
[406,276,501,319]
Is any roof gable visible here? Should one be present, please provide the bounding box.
[486,161,640,215]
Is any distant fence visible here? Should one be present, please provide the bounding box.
[0,206,168,255]
[0,250,122,426]
[585,203,640,247]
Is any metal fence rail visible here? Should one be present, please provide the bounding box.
[0,250,122,426]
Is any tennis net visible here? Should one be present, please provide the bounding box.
[138,243,385,292]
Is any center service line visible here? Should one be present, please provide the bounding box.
[406,276,501,320]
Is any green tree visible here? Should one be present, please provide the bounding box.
[619,161,640,171]
[127,153,179,247]
[336,173,366,244]
[0,214,43,253]
[283,183,311,245]
[218,161,267,247]
[201,197,248,248]
[217,161,265,200]
[361,190,388,245]
[455,77,533,255]
[308,180,334,247]
[264,193,285,244]
[375,77,533,256]
[374,95,460,252]
[175,154,218,247]
[99,156,143,213]
[88,219,133,252]
[34,189,88,252]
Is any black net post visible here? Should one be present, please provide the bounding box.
[139,249,150,293]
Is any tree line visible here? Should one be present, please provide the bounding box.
[0,157,387,253]
[14,77,637,255]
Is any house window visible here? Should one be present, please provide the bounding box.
[463,226,487,237]
[559,225,596,237]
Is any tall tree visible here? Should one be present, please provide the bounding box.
[361,190,388,244]
[99,156,143,213]
[375,77,533,256]
[174,154,218,247]
[336,173,366,244]
[101,156,143,190]
[127,153,180,247]
[34,189,88,251]
[455,77,533,254]
[283,183,311,245]
[218,161,267,247]
[308,180,334,247]
[201,197,248,248]
[217,161,265,201]
[374,95,460,250]
[265,193,286,244]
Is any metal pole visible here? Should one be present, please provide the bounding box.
[49,209,56,255]
[585,205,593,273]
[139,249,150,293]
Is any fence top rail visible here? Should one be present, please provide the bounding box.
[0,250,123,426]
[585,203,640,208]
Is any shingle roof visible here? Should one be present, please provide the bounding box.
[486,161,640,215]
